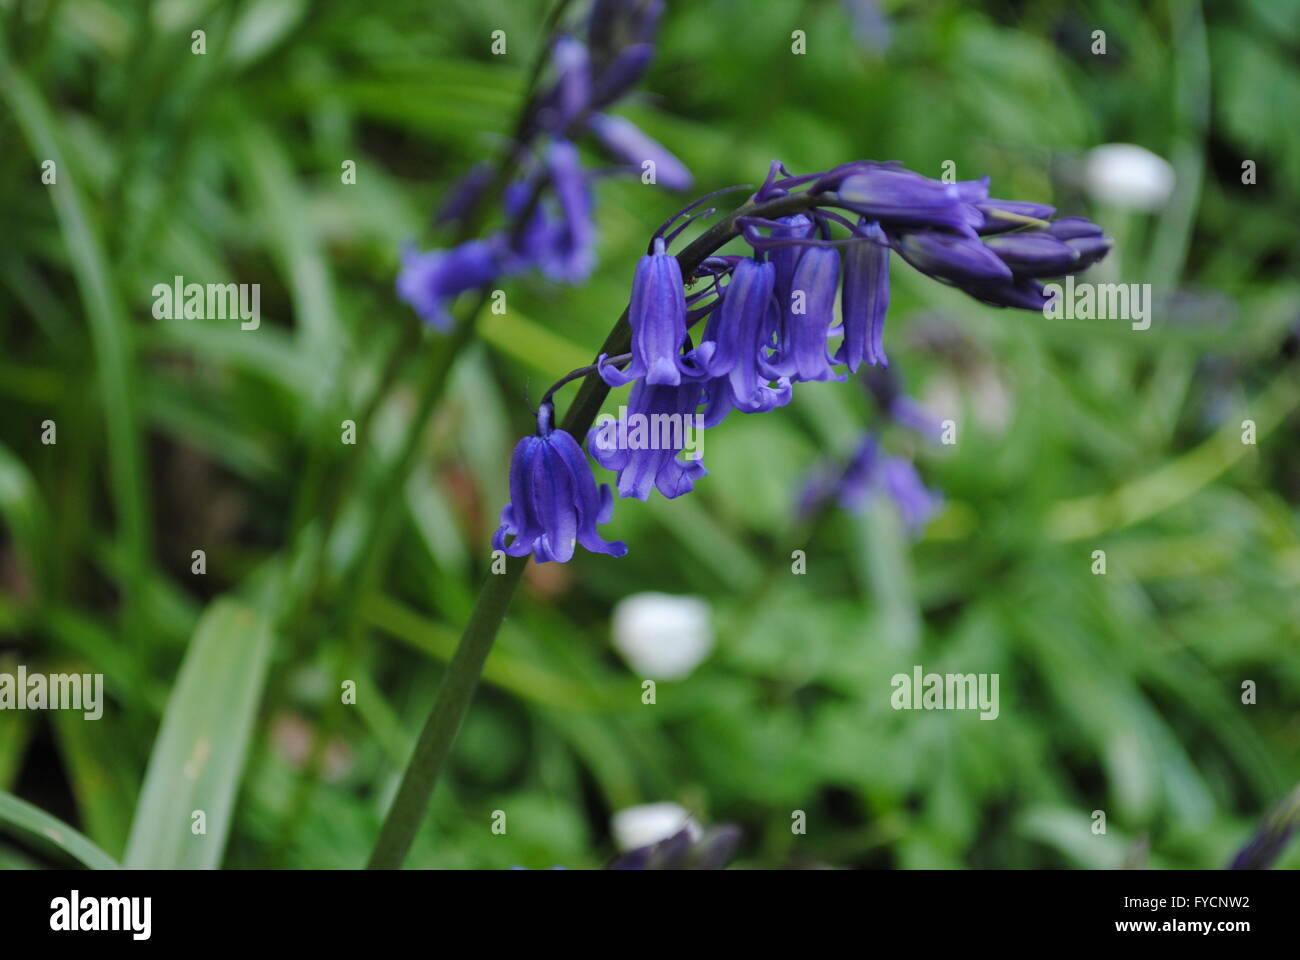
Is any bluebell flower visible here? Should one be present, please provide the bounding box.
[589,113,693,191]
[588,378,707,500]
[893,231,1013,286]
[547,36,592,132]
[974,199,1056,234]
[492,158,1109,560]
[767,213,815,306]
[396,238,503,331]
[807,435,941,534]
[982,232,1082,277]
[599,237,699,387]
[540,140,596,283]
[699,258,791,417]
[607,825,741,870]
[880,455,942,532]
[590,44,654,108]
[836,220,890,371]
[773,245,845,382]
[494,405,627,563]
[828,164,973,234]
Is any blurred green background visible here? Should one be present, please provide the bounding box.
[1,0,1298,869]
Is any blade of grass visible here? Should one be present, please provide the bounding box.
[123,598,274,868]
[0,50,150,631]
[0,790,121,870]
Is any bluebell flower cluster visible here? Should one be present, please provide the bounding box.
[496,159,1110,562]
[799,367,943,535]
[398,0,690,331]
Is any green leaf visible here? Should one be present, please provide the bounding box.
[0,58,149,618]
[123,598,274,868]
[0,790,121,870]
[52,710,139,860]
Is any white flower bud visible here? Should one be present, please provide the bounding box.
[611,592,713,680]
[611,803,702,851]
[1082,143,1175,211]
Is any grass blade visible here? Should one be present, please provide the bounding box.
[0,790,121,870]
[123,598,274,868]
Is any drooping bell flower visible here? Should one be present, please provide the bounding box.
[880,456,942,532]
[893,231,1013,286]
[830,165,972,234]
[702,259,770,375]
[396,238,503,331]
[767,213,814,314]
[599,237,699,387]
[493,405,627,563]
[701,257,789,409]
[773,245,845,383]
[548,36,592,132]
[982,232,1082,277]
[836,220,890,371]
[540,139,596,283]
[1046,218,1112,269]
[587,378,707,500]
[804,434,941,534]
[974,199,1056,235]
[588,113,693,191]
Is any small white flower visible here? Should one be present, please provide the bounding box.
[1082,143,1175,211]
[611,592,713,680]
[611,802,702,851]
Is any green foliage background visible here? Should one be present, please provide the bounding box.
[0,0,1297,869]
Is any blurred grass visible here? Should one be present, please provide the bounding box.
[0,0,1297,870]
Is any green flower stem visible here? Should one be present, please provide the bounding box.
[367,557,528,869]
[367,188,828,868]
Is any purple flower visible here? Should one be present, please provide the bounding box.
[974,199,1056,235]
[773,246,845,383]
[589,113,693,191]
[1046,217,1103,240]
[396,238,502,330]
[880,456,941,532]
[831,165,973,234]
[700,258,790,417]
[982,232,1081,277]
[494,406,627,563]
[807,435,941,534]
[837,221,890,371]
[549,36,591,131]
[541,140,596,283]
[768,213,815,305]
[588,378,707,500]
[967,278,1053,311]
[894,231,1013,286]
[590,44,654,108]
[599,237,699,387]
